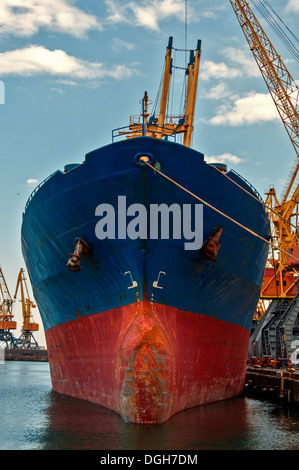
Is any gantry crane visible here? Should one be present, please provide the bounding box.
[230,0,299,362]
[0,267,17,348]
[260,184,299,302]
[14,268,39,349]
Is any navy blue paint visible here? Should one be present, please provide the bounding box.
[21,137,270,333]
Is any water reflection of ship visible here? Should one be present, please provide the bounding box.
[40,392,249,451]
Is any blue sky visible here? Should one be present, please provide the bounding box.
[0,0,298,346]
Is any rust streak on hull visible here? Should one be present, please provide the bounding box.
[117,298,174,423]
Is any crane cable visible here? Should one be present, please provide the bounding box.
[251,0,299,63]
[143,159,299,264]
[185,0,188,68]
[263,0,299,45]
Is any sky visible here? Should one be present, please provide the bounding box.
[0,0,298,347]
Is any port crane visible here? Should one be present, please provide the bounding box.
[229,1,299,302]
[13,268,39,349]
[230,0,299,362]
[0,267,17,348]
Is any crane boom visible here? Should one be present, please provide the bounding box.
[14,268,38,330]
[230,0,299,204]
[0,267,16,330]
[230,0,299,307]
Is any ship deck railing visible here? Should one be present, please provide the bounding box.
[230,169,264,203]
[24,170,60,212]
[112,123,177,143]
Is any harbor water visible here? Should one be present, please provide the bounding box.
[0,360,298,451]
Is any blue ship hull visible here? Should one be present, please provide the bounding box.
[21,136,270,423]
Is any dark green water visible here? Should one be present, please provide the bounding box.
[0,361,298,451]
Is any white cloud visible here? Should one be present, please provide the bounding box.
[27,178,39,186]
[50,86,64,94]
[200,60,241,81]
[105,0,185,31]
[205,153,245,165]
[201,48,259,83]
[112,38,137,53]
[55,79,78,86]
[209,92,279,126]
[0,45,137,81]
[286,0,299,13]
[200,47,280,127]
[0,0,101,38]
[105,0,225,29]
[204,82,237,100]
[135,6,160,30]
[222,47,260,78]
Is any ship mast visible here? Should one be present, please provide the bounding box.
[183,41,201,147]
[116,37,202,147]
[158,37,173,130]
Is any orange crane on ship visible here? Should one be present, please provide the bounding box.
[230,0,299,363]
[13,268,39,349]
[0,267,17,348]
[230,0,299,313]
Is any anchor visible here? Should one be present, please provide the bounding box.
[202,227,223,262]
[67,237,91,272]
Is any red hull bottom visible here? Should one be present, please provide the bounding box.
[46,300,250,424]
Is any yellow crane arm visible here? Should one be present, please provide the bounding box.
[0,267,12,304]
[14,268,38,332]
[158,37,173,129]
[0,267,16,329]
[14,268,26,319]
[183,40,201,147]
[230,0,299,204]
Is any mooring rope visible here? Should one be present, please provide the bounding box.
[143,159,299,264]
[210,164,298,231]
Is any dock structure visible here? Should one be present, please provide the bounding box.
[244,366,299,405]
[4,348,48,362]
